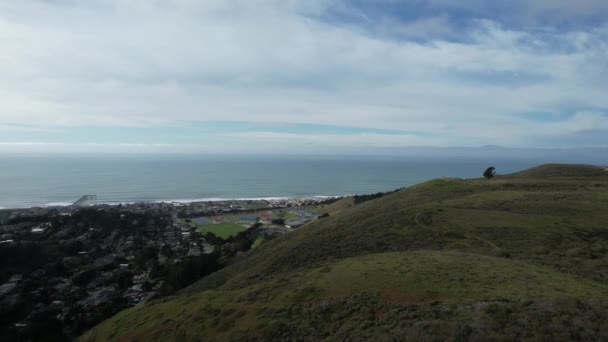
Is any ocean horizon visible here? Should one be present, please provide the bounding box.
[0,154,602,209]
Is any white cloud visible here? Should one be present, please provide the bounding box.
[552,111,608,133]
[0,0,607,151]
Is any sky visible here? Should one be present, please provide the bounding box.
[0,0,607,155]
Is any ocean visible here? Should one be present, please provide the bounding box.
[0,154,572,209]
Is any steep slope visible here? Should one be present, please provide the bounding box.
[81,164,608,341]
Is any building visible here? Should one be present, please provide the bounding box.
[239,216,260,223]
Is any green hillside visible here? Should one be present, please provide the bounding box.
[81,164,608,341]
[503,163,607,178]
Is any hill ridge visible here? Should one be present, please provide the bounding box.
[81,164,608,341]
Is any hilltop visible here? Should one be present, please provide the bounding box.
[503,163,607,178]
[81,164,608,341]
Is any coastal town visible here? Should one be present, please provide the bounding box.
[0,197,338,341]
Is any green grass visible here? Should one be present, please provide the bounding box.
[314,197,355,215]
[80,250,607,341]
[505,163,607,178]
[251,237,264,249]
[278,210,298,221]
[81,164,608,341]
[313,251,606,302]
[197,223,247,239]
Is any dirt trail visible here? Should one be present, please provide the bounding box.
[468,235,501,250]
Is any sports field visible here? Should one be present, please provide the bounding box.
[197,223,247,239]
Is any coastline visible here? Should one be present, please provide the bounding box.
[0,194,348,211]
[0,185,336,339]
[0,155,552,212]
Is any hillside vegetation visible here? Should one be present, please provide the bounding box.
[81,164,608,341]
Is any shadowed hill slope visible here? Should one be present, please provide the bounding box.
[81,164,608,341]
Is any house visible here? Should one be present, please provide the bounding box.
[188,246,202,257]
[286,217,313,228]
[202,243,215,254]
[259,212,273,221]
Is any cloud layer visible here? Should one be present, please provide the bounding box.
[0,0,607,153]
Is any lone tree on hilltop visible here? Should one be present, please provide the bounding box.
[483,166,496,179]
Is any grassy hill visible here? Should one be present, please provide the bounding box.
[503,163,607,178]
[80,164,608,341]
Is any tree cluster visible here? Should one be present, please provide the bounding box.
[483,167,497,179]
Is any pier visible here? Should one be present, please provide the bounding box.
[73,195,97,206]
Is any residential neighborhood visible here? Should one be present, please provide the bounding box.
[0,197,338,341]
